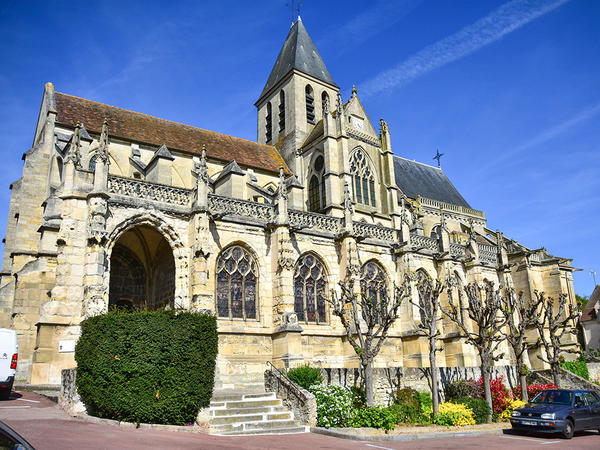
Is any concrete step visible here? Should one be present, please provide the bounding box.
[211,391,275,402]
[211,411,293,425]
[217,399,281,409]
[211,406,287,417]
[215,426,308,436]
[211,419,300,433]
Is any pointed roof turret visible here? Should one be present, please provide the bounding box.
[258,18,337,102]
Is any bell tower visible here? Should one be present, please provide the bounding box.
[255,17,338,173]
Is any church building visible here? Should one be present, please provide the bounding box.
[0,18,577,388]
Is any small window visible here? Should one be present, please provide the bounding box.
[305,85,315,124]
[265,102,272,142]
[88,154,98,171]
[279,90,285,132]
[308,155,326,212]
[321,91,330,116]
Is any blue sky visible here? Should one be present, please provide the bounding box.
[0,0,598,296]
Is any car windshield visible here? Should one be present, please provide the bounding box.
[531,390,573,405]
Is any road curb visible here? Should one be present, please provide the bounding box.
[310,426,508,441]
[72,413,209,434]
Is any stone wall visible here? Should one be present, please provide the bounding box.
[588,362,600,383]
[58,368,87,416]
[321,365,519,405]
[264,368,317,426]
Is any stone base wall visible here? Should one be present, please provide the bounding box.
[58,368,87,416]
[588,362,600,383]
[321,365,519,406]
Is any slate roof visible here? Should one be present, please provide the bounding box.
[53,92,288,175]
[393,156,471,208]
[581,285,600,322]
[258,18,337,102]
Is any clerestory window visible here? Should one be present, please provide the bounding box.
[216,245,258,320]
[350,149,376,207]
[308,155,326,212]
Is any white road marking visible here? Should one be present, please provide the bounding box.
[365,444,395,450]
[0,406,30,409]
[500,435,561,445]
[16,398,39,403]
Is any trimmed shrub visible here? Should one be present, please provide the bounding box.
[309,384,354,428]
[75,310,218,425]
[418,391,433,424]
[387,403,421,424]
[476,376,512,418]
[348,406,396,430]
[561,360,590,380]
[500,399,526,422]
[433,402,476,427]
[456,397,490,424]
[287,365,323,390]
[392,387,421,407]
[444,379,483,401]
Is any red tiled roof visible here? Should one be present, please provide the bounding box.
[54,92,288,175]
[581,285,600,322]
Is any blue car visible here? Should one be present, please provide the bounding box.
[510,389,600,439]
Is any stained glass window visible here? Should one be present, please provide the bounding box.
[216,245,258,319]
[360,261,388,323]
[294,254,327,323]
[350,149,376,207]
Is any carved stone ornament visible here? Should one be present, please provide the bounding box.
[277,235,295,272]
[343,180,354,214]
[323,96,330,115]
[336,92,343,115]
[276,167,288,201]
[380,118,389,134]
[96,119,110,163]
[196,145,209,185]
[83,294,106,319]
[65,122,82,168]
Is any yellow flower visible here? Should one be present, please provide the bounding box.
[500,399,526,422]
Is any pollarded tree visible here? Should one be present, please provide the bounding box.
[327,275,412,406]
[445,281,507,422]
[499,288,542,402]
[410,270,444,416]
[535,292,581,387]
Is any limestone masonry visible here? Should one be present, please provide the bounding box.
[0,18,577,388]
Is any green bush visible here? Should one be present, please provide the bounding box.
[287,365,323,390]
[348,406,396,431]
[387,403,421,424]
[309,385,354,428]
[444,380,483,401]
[392,387,421,407]
[561,360,590,380]
[350,384,367,409]
[75,310,218,425]
[456,397,490,424]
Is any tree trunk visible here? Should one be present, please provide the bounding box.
[520,372,528,402]
[365,360,374,406]
[430,336,439,415]
[552,364,561,388]
[482,364,493,423]
[517,358,528,402]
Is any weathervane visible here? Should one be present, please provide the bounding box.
[433,149,444,168]
[286,0,302,24]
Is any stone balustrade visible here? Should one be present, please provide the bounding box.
[288,209,343,234]
[108,175,192,206]
[208,194,275,222]
[353,221,396,243]
[417,195,485,220]
[410,234,439,252]
[477,243,498,266]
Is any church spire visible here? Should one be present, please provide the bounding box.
[257,19,337,103]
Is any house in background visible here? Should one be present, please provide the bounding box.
[581,286,600,350]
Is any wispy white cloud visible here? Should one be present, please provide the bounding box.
[319,0,423,51]
[481,100,600,171]
[360,0,570,97]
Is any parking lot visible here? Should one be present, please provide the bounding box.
[1,391,599,449]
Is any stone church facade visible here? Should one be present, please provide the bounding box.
[0,19,577,388]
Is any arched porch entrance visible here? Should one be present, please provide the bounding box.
[108,225,175,310]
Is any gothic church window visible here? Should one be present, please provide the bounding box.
[305,85,315,124]
[294,253,327,323]
[265,102,273,142]
[360,261,388,324]
[279,90,285,132]
[350,149,376,207]
[216,245,258,320]
[88,154,97,172]
[308,155,326,212]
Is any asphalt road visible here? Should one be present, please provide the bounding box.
[1,391,599,449]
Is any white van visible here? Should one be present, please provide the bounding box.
[0,328,18,400]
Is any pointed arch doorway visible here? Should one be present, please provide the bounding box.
[108,225,175,310]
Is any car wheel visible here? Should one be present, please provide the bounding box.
[0,391,9,401]
[562,419,574,439]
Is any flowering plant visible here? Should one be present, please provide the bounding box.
[432,402,476,427]
[512,383,558,400]
[499,399,526,422]
[309,385,354,428]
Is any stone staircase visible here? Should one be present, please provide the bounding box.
[209,391,308,436]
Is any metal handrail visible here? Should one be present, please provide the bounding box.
[265,360,309,403]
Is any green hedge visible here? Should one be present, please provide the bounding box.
[75,310,218,425]
[561,360,590,380]
[456,397,490,424]
[287,365,323,390]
